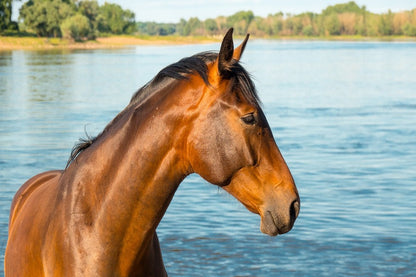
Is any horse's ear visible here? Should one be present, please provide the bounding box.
[218,28,234,76]
[233,34,249,61]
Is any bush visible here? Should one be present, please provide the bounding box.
[302,25,315,36]
[61,14,92,41]
[324,13,341,35]
[19,0,73,37]
[402,23,416,36]
[97,2,135,34]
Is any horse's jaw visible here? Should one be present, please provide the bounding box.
[222,166,300,237]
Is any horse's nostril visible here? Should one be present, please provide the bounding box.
[290,199,300,220]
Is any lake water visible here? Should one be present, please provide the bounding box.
[1,40,416,276]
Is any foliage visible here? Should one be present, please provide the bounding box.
[177,17,202,36]
[18,0,135,38]
[226,10,254,35]
[60,13,91,40]
[137,22,175,36]
[324,13,341,35]
[136,2,416,38]
[10,1,416,39]
[302,25,314,36]
[403,22,416,36]
[204,18,218,34]
[97,2,135,34]
[78,0,99,34]
[378,10,394,35]
[0,0,18,32]
[19,0,74,37]
[322,1,365,16]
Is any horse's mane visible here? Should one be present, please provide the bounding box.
[129,52,217,106]
[66,51,259,168]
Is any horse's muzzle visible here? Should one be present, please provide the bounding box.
[260,198,300,236]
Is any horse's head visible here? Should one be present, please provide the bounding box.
[186,29,300,236]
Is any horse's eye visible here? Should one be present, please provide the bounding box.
[241,113,257,125]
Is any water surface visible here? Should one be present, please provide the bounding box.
[1,41,415,276]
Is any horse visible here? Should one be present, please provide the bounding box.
[5,28,300,276]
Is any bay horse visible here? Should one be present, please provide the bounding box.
[5,28,300,276]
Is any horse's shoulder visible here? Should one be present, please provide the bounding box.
[9,170,63,226]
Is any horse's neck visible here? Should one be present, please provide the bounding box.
[62,89,191,269]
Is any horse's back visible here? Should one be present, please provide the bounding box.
[5,170,63,277]
[9,170,62,226]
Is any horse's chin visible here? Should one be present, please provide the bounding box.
[260,211,280,236]
[260,211,293,236]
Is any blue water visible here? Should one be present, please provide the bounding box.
[1,41,416,276]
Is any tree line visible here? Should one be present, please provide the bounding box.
[1,0,135,40]
[139,2,416,37]
[1,1,416,39]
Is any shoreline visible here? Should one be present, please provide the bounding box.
[0,35,221,51]
[1,35,415,51]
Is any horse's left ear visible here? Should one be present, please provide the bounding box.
[218,28,250,77]
[218,28,234,76]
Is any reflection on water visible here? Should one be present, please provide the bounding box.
[1,41,416,276]
[25,51,74,102]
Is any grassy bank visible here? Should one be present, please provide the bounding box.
[265,35,416,41]
[1,34,415,51]
[0,35,221,51]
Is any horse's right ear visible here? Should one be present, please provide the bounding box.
[218,28,234,77]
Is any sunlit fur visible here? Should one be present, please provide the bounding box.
[67,51,259,167]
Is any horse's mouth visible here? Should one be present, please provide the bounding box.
[260,210,292,236]
[260,211,280,236]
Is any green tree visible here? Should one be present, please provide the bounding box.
[253,13,284,36]
[0,0,11,31]
[320,1,367,36]
[1,0,18,32]
[78,0,99,34]
[378,10,394,35]
[226,10,254,35]
[322,1,364,16]
[402,23,416,36]
[97,2,135,34]
[176,18,187,36]
[60,13,90,40]
[155,23,175,36]
[78,0,98,22]
[285,16,303,35]
[137,21,157,35]
[137,22,175,36]
[302,25,314,36]
[180,17,202,36]
[19,0,73,37]
[204,18,218,34]
[273,15,284,34]
[354,5,367,35]
[324,13,341,35]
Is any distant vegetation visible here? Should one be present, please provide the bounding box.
[1,0,135,40]
[1,1,416,40]
[0,0,17,32]
[138,2,416,38]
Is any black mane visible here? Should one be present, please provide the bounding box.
[129,52,217,106]
[66,51,259,168]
